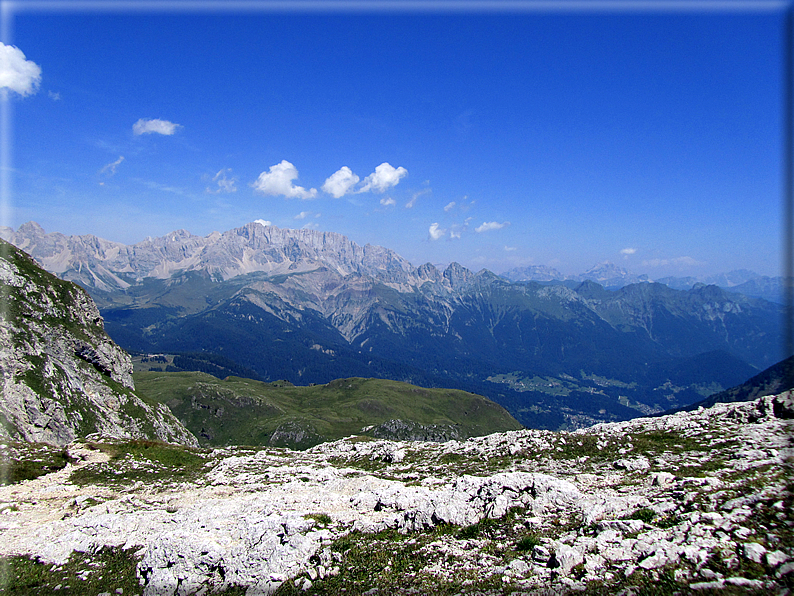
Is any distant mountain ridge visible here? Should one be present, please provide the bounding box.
[503,262,784,303]
[133,372,522,449]
[3,222,783,302]
[0,221,423,293]
[2,222,786,430]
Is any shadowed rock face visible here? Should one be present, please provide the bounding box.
[0,240,197,446]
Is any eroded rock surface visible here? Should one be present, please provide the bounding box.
[0,392,791,595]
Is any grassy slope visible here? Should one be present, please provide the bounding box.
[133,371,523,448]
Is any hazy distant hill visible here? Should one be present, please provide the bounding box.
[500,265,564,283]
[670,354,794,413]
[4,222,786,429]
[503,263,785,304]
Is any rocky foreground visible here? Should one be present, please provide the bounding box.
[0,393,792,596]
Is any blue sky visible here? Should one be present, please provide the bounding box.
[0,1,787,278]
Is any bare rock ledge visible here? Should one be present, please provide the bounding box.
[0,392,791,595]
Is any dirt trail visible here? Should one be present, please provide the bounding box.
[0,444,112,556]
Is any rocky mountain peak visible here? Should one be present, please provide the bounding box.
[1,221,419,291]
[416,262,443,283]
[443,261,474,288]
[501,264,564,283]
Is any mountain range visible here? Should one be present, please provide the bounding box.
[503,262,785,303]
[2,221,787,429]
[0,239,520,448]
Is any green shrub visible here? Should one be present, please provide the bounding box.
[515,534,542,552]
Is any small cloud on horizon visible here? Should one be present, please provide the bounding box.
[475,221,510,233]
[254,219,272,227]
[132,118,182,136]
[642,256,705,269]
[620,248,637,256]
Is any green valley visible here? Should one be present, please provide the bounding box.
[133,371,523,449]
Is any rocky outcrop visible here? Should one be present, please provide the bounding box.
[0,240,197,446]
[368,419,466,442]
[0,393,790,594]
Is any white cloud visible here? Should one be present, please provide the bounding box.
[48,90,60,101]
[254,219,272,227]
[0,43,41,97]
[359,162,407,193]
[642,256,704,268]
[620,248,637,255]
[444,201,456,212]
[136,178,189,196]
[295,211,312,220]
[206,168,237,194]
[379,197,396,206]
[428,223,446,240]
[251,160,317,200]
[505,246,517,252]
[448,223,468,240]
[322,166,360,198]
[475,221,510,233]
[99,155,124,176]
[406,188,430,209]
[132,118,182,136]
[675,256,702,266]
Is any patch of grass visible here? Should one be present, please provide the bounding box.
[457,517,500,540]
[542,429,710,465]
[438,452,468,465]
[69,439,212,487]
[515,533,542,552]
[656,513,682,529]
[275,526,510,596]
[0,545,142,595]
[626,507,656,524]
[304,513,332,526]
[630,430,709,454]
[0,442,74,485]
